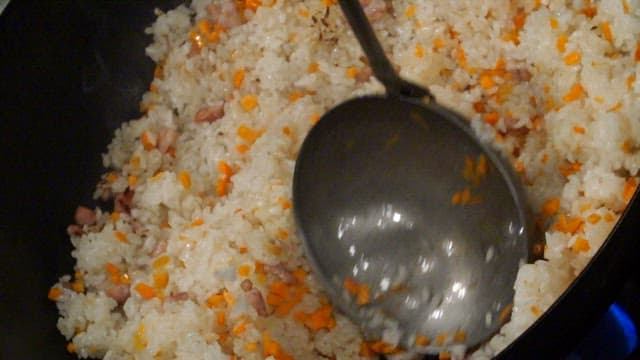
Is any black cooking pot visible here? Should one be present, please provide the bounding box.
[1,1,638,359]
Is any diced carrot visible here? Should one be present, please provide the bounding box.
[562,83,584,103]
[218,161,233,178]
[111,211,121,222]
[237,265,251,277]
[571,237,590,252]
[141,131,156,151]
[636,41,640,62]
[245,0,261,12]
[240,95,258,112]
[542,198,560,217]
[573,126,586,134]
[232,319,248,336]
[604,212,616,222]
[48,287,62,301]
[435,333,447,346]
[106,262,120,275]
[135,283,157,299]
[191,218,204,227]
[277,228,289,240]
[178,171,191,190]
[453,330,466,342]
[456,44,466,68]
[559,161,582,177]
[289,91,305,102]
[236,144,249,154]
[66,342,76,353]
[476,155,488,178]
[451,191,462,205]
[439,351,452,360]
[623,0,631,14]
[346,66,358,78]
[114,230,128,243]
[222,289,235,307]
[550,17,559,29]
[513,10,526,31]
[557,34,568,53]
[564,51,581,65]
[212,311,225,328]
[587,213,602,224]
[359,342,376,357]
[153,270,169,289]
[277,197,292,209]
[307,62,319,73]
[356,283,370,305]
[601,22,613,43]
[282,126,292,136]
[216,178,229,197]
[608,102,623,112]
[483,112,500,125]
[472,101,485,113]
[623,178,638,203]
[343,278,359,295]
[622,140,633,154]
[293,268,307,282]
[499,303,513,323]
[206,293,226,308]
[233,68,245,89]
[530,305,541,316]
[415,334,430,346]
[152,255,170,269]
[130,156,140,168]
[237,125,262,144]
[322,0,336,6]
[310,113,321,124]
[127,175,137,187]
[480,74,496,89]
[432,37,446,51]
[415,44,424,58]
[134,323,147,350]
[580,6,597,18]
[405,4,416,18]
[554,214,584,234]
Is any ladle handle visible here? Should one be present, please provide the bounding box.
[338,0,432,100]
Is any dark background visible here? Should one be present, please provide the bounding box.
[0,1,180,358]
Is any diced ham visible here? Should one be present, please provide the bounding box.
[360,0,388,21]
[66,224,83,236]
[264,263,296,284]
[240,279,253,291]
[355,66,372,83]
[194,102,225,123]
[504,116,530,136]
[150,240,168,257]
[168,291,190,301]
[157,128,178,154]
[510,68,532,82]
[74,206,96,226]
[241,279,268,316]
[207,0,243,29]
[106,284,130,304]
[114,190,134,213]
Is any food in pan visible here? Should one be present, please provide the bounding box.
[50,0,639,358]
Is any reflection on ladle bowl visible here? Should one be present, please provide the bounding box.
[292,97,535,354]
[330,200,524,352]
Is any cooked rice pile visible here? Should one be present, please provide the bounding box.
[49,0,640,358]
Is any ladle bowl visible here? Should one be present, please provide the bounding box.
[291,0,540,352]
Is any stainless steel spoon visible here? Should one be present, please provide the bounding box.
[292,0,539,354]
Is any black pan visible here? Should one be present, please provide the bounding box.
[1,1,638,359]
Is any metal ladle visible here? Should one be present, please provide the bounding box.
[292,0,538,354]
